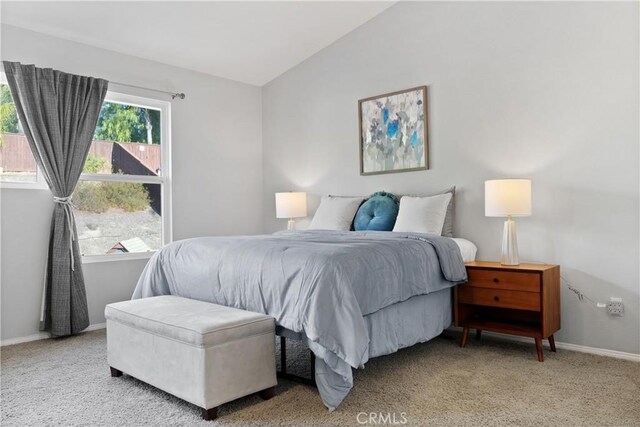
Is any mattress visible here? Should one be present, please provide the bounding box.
[365,288,451,358]
[452,238,477,263]
[279,289,451,359]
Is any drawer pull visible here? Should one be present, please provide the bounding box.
[457,287,541,311]
[467,269,539,292]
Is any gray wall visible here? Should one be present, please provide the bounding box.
[2,2,639,355]
[263,2,639,354]
[1,25,264,341]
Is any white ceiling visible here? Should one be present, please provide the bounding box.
[1,1,394,86]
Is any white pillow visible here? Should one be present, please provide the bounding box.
[392,193,453,235]
[308,196,365,230]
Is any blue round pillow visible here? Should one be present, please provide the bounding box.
[354,191,400,231]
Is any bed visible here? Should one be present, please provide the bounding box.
[132,230,473,410]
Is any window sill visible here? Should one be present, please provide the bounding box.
[0,182,48,190]
[82,252,155,264]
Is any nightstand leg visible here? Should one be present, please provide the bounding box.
[475,329,482,340]
[535,338,544,362]
[548,335,556,352]
[460,327,470,348]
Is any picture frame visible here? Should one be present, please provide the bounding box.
[358,86,428,176]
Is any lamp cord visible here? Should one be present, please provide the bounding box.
[522,260,604,308]
[562,276,601,306]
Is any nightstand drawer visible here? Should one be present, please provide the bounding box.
[457,287,541,311]
[466,269,540,293]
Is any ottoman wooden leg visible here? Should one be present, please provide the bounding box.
[110,367,122,377]
[202,407,218,421]
[259,386,275,400]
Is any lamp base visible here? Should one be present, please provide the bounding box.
[501,216,520,266]
[287,218,296,231]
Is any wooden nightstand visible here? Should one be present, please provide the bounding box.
[454,261,560,362]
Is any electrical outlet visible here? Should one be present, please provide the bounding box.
[607,298,624,316]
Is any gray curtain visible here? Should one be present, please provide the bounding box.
[3,61,108,337]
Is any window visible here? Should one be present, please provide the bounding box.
[76,92,171,261]
[0,77,45,187]
[0,78,170,260]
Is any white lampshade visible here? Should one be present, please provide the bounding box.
[275,192,307,219]
[485,179,532,217]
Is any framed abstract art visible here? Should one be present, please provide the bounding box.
[358,86,428,175]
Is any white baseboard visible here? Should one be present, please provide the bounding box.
[0,323,106,347]
[551,340,640,362]
[448,327,640,362]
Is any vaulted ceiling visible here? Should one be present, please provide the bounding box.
[1,1,394,86]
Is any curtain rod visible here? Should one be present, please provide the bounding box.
[0,63,185,100]
[108,81,186,100]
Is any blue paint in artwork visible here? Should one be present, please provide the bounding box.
[387,120,399,138]
[383,108,389,124]
[410,131,418,147]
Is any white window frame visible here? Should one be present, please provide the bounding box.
[78,91,172,263]
[0,80,172,261]
[0,72,48,190]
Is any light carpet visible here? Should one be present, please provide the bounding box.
[1,330,638,426]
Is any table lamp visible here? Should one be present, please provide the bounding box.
[275,192,307,230]
[485,179,532,265]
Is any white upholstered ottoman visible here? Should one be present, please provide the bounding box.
[105,296,277,420]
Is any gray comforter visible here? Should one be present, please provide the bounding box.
[132,230,467,410]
